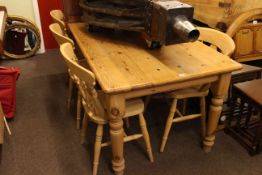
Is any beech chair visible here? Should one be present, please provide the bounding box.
[49,23,84,129]
[60,43,154,175]
[159,27,236,152]
[50,9,67,35]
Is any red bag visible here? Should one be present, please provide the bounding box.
[0,67,20,119]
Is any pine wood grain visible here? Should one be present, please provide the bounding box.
[68,23,242,94]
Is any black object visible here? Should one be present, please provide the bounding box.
[79,0,199,46]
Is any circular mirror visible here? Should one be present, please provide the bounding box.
[3,16,41,59]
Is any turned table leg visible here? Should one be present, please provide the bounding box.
[106,94,126,175]
[203,73,231,152]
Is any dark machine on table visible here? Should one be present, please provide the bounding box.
[79,0,200,47]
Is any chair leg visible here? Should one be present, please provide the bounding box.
[76,91,82,129]
[144,95,152,112]
[138,113,154,162]
[80,114,88,144]
[93,124,103,175]
[200,97,206,139]
[124,118,130,129]
[67,78,74,110]
[182,99,187,115]
[160,98,178,153]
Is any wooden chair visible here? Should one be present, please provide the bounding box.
[159,27,236,152]
[198,27,235,56]
[60,43,154,175]
[50,9,67,35]
[49,23,83,129]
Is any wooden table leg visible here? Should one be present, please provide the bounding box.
[0,103,4,145]
[0,103,4,164]
[203,73,232,152]
[106,94,126,175]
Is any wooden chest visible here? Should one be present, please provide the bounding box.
[180,1,262,62]
[180,0,262,29]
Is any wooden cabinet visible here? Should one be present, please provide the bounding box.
[255,27,262,52]
[235,28,253,56]
[180,0,262,62]
[180,0,262,30]
[234,23,262,62]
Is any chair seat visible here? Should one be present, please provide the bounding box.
[124,98,144,118]
[166,87,209,99]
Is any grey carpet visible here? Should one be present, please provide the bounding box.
[0,50,261,175]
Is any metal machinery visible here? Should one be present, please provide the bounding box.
[79,0,200,48]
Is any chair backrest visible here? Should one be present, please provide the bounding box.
[60,43,105,123]
[49,23,74,47]
[197,27,235,56]
[226,8,262,37]
[50,9,66,34]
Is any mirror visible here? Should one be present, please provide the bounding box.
[3,16,41,59]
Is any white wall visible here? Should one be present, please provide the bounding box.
[0,0,45,53]
[0,0,35,21]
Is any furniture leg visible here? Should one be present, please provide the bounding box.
[200,97,206,139]
[124,118,130,129]
[80,113,88,144]
[182,99,187,115]
[93,124,103,175]
[67,78,73,109]
[203,73,231,152]
[144,95,151,111]
[253,111,262,151]
[76,91,81,129]
[0,104,4,145]
[160,98,177,152]
[138,113,154,162]
[0,103,4,164]
[106,94,125,175]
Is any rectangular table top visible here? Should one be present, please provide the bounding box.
[68,23,242,94]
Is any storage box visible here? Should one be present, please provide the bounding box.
[180,0,262,29]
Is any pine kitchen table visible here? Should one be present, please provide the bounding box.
[68,23,242,175]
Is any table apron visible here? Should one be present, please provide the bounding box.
[123,75,219,99]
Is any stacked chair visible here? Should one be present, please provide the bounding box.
[50,9,67,35]
[49,22,84,129]
[60,43,154,175]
